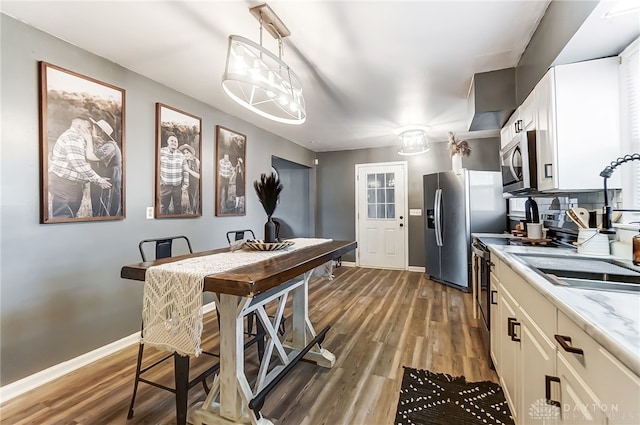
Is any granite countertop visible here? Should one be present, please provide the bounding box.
[479,239,640,376]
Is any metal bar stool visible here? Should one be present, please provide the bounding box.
[127,236,220,422]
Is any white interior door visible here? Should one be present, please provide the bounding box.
[355,162,407,269]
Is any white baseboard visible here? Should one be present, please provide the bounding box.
[342,261,424,273]
[0,301,217,404]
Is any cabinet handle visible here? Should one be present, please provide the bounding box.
[544,163,553,178]
[545,375,561,407]
[514,120,523,133]
[545,375,561,408]
[554,334,584,355]
[490,290,498,305]
[507,317,517,337]
[510,321,521,342]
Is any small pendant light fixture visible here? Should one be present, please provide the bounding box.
[222,3,306,125]
[397,126,430,155]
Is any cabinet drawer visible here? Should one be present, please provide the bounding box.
[557,311,640,424]
[556,310,604,385]
[500,263,555,337]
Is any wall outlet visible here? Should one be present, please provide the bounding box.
[409,209,422,216]
[146,207,154,219]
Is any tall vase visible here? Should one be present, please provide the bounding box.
[451,153,463,174]
[264,216,276,243]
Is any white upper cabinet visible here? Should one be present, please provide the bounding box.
[520,90,536,131]
[501,90,535,149]
[500,110,520,149]
[535,57,622,192]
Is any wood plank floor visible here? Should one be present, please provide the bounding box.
[0,267,497,425]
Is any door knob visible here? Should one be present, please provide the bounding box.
[400,215,404,219]
[400,223,404,227]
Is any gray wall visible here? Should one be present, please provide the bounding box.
[316,138,500,266]
[271,156,313,238]
[0,15,315,385]
[515,0,598,103]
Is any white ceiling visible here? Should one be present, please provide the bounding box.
[2,0,632,152]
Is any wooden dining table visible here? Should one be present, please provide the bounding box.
[121,239,356,425]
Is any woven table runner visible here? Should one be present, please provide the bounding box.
[142,238,332,357]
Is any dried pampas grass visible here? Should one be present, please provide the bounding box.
[447,132,471,157]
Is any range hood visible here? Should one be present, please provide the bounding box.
[467,68,516,131]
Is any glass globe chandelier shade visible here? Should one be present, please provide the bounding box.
[222,35,306,125]
[397,129,430,155]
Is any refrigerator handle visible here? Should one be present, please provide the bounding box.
[434,188,443,246]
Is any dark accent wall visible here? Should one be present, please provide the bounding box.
[271,156,314,238]
[316,138,500,266]
[0,15,315,385]
[515,1,598,103]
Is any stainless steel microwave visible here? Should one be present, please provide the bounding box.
[500,130,538,194]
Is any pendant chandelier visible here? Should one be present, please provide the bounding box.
[397,126,430,155]
[222,4,306,125]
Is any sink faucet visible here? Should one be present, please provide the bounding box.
[599,153,640,234]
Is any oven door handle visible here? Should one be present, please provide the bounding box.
[471,242,489,258]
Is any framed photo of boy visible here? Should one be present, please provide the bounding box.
[215,125,246,216]
[39,61,125,224]
[155,103,202,218]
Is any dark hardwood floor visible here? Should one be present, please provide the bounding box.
[0,267,497,424]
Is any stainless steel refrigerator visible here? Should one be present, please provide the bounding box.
[424,170,506,290]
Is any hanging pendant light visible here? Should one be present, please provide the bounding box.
[222,4,306,125]
[397,126,430,155]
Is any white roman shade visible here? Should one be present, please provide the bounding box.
[619,37,640,222]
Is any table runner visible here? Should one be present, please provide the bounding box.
[142,238,332,357]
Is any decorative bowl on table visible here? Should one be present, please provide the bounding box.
[245,239,294,251]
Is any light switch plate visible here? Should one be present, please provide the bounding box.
[146,207,154,219]
[409,209,422,216]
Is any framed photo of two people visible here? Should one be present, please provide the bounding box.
[155,103,202,218]
[215,125,246,216]
[39,62,125,224]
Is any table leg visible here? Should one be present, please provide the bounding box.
[174,353,189,425]
[189,294,271,425]
[290,271,335,368]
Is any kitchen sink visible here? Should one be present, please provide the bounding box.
[512,253,640,293]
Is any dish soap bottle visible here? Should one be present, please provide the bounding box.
[634,232,640,266]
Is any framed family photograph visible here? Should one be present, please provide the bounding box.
[39,61,126,224]
[215,125,246,216]
[155,103,202,218]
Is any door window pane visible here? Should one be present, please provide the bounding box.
[366,172,396,220]
[386,204,395,218]
[368,204,376,219]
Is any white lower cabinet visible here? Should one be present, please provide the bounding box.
[556,353,605,424]
[489,272,500,372]
[520,312,558,425]
[492,257,640,425]
[498,285,520,423]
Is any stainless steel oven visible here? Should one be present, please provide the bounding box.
[471,239,492,365]
[500,130,537,194]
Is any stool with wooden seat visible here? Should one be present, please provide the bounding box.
[127,236,219,421]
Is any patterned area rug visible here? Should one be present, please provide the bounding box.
[395,367,515,425]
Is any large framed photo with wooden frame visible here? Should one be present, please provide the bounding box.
[39,61,125,224]
[155,103,202,218]
[215,125,246,216]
